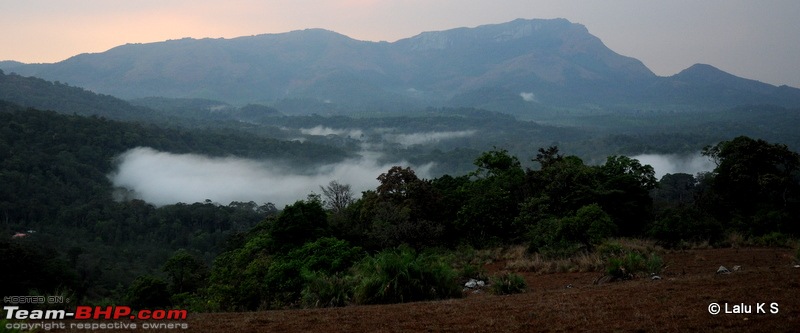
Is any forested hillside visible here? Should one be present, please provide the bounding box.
[0,70,156,121]
[0,102,346,301]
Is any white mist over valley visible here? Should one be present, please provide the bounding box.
[630,152,716,179]
[110,147,433,208]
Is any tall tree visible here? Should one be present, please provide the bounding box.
[701,136,800,234]
[320,180,354,213]
[457,149,526,245]
[162,249,209,294]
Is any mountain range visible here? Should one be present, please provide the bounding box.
[2,18,800,115]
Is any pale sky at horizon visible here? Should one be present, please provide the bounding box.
[2,0,799,87]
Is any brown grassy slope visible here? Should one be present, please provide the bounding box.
[61,248,800,332]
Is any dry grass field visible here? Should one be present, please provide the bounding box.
[53,247,799,332]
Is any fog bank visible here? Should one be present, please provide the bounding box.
[630,152,715,179]
[384,130,477,147]
[300,126,364,139]
[110,147,432,208]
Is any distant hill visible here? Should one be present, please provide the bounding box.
[0,69,156,121]
[0,71,291,124]
[3,18,800,114]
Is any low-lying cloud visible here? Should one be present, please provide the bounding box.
[384,130,477,147]
[300,126,364,139]
[520,92,538,103]
[110,147,432,208]
[629,152,715,179]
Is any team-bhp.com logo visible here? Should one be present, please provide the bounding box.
[4,305,189,330]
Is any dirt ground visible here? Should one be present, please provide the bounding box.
[52,248,800,332]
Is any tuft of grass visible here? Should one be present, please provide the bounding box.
[614,238,662,254]
[490,272,527,295]
[795,246,800,264]
[606,251,664,280]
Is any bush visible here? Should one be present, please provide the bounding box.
[288,237,364,275]
[490,273,527,295]
[606,252,663,279]
[528,204,616,256]
[267,237,365,308]
[605,257,627,279]
[755,232,791,247]
[353,247,461,304]
[301,272,356,308]
[596,240,626,258]
[458,263,488,282]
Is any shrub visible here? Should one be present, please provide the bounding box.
[353,247,461,304]
[537,241,584,259]
[596,240,626,258]
[287,237,364,275]
[490,273,527,295]
[528,204,616,256]
[606,257,627,279]
[301,272,356,308]
[458,263,488,282]
[563,204,617,248]
[606,252,663,279]
[755,232,790,247]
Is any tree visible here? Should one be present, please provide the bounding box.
[600,155,657,191]
[534,146,563,169]
[376,166,421,200]
[527,204,615,255]
[523,155,598,218]
[596,155,657,236]
[162,249,208,294]
[701,136,800,235]
[320,181,354,213]
[457,149,526,245]
[269,199,329,252]
[561,204,617,249]
[652,173,697,206]
[360,166,449,249]
[126,275,171,309]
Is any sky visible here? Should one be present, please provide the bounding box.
[1,0,799,87]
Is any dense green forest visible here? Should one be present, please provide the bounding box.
[0,101,346,301]
[2,99,798,309]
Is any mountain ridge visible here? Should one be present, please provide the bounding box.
[2,18,799,114]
